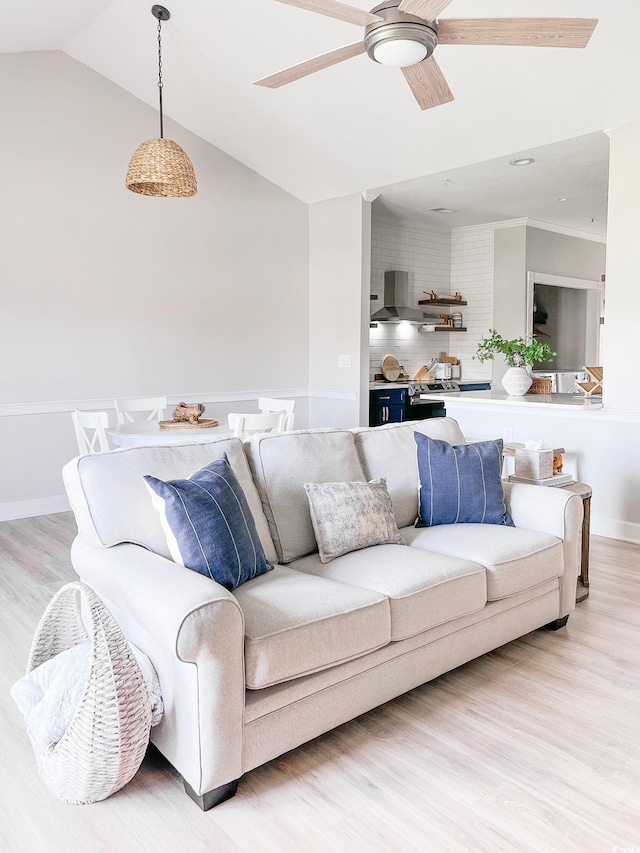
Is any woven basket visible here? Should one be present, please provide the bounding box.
[529,377,553,394]
[25,582,152,804]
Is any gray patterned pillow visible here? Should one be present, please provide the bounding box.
[303,478,406,564]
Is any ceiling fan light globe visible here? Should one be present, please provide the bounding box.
[373,39,428,67]
[365,18,438,67]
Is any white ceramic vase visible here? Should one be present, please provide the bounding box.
[501,366,532,396]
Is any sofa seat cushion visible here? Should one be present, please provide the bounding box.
[289,544,486,642]
[402,524,563,600]
[234,565,390,689]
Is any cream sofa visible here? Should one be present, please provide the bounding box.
[62,418,583,810]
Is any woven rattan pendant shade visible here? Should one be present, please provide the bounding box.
[126,138,197,197]
[126,6,196,199]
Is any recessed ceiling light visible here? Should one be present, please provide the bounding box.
[558,197,569,202]
[430,207,459,214]
[509,158,535,166]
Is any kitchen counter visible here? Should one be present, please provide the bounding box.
[370,381,411,389]
[419,390,603,410]
[370,380,492,390]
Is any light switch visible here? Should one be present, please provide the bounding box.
[338,355,351,369]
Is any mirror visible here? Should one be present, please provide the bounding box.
[526,272,604,372]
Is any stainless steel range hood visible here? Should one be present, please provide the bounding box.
[371,271,441,324]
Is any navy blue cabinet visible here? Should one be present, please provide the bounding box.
[369,388,406,426]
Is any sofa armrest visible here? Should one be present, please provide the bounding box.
[503,481,583,617]
[70,538,245,796]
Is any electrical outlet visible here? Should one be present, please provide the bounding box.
[338,355,351,369]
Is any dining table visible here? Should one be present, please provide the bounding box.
[107,421,234,448]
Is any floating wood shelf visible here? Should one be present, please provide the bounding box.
[418,298,467,306]
[424,326,467,332]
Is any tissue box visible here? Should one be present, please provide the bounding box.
[514,448,554,480]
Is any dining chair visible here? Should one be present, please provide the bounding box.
[71,410,111,455]
[258,397,295,431]
[227,411,287,439]
[114,397,167,425]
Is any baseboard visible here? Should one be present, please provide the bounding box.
[0,495,71,522]
[591,515,640,545]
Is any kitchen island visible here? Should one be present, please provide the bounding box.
[419,390,638,544]
[419,390,603,412]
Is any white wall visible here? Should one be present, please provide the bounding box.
[526,227,606,283]
[604,121,640,413]
[492,225,528,388]
[308,194,370,429]
[0,51,310,519]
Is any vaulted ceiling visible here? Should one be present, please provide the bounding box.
[3,0,639,226]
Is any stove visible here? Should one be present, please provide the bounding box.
[408,380,491,399]
[408,381,461,398]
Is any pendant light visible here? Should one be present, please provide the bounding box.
[126,5,197,198]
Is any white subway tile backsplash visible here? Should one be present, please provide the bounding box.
[370,220,495,382]
[449,227,494,380]
[370,219,451,379]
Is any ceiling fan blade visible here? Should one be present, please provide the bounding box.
[398,0,455,21]
[273,0,383,27]
[254,41,365,88]
[438,18,598,49]
[402,55,454,110]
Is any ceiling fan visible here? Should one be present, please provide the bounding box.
[254,0,598,110]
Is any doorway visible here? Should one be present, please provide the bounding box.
[526,272,604,370]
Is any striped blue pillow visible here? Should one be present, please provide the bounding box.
[415,434,514,528]
[144,454,273,590]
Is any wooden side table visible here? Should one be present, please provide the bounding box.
[561,482,592,602]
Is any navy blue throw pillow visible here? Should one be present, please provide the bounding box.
[144,454,273,590]
[415,434,514,528]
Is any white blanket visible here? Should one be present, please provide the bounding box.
[11,642,163,751]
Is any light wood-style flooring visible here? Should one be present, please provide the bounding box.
[1,513,639,852]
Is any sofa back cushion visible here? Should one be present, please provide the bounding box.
[351,418,467,529]
[244,429,367,563]
[63,439,278,564]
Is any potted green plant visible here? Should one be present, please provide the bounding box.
[474,329,556,395]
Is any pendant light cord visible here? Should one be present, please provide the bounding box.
[157,16,164,139]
